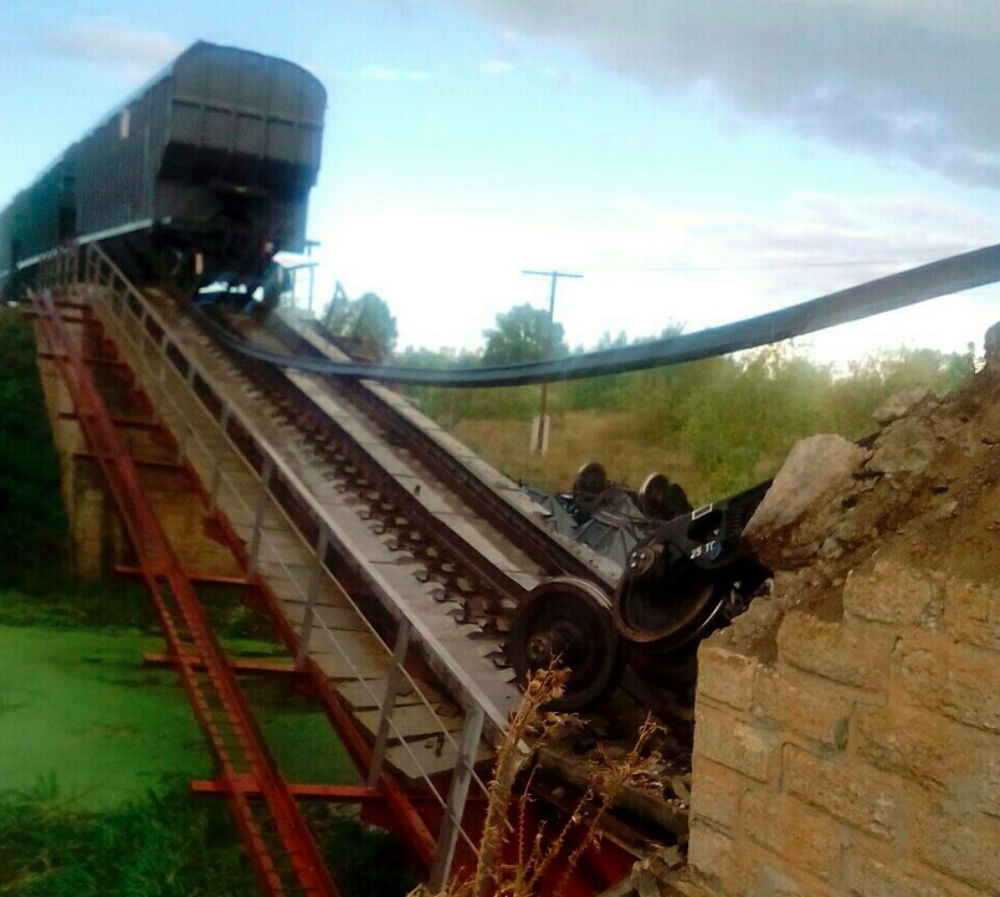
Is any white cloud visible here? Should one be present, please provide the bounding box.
[479,59,513,75]
[39,23,181,74]
[443,0,1000,187]
[359,65,431,82]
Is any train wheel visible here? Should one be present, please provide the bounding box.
[572,461,608,513]
[636,472,671,519]
[636,471,691,520]
[508,577,625,711]
[613,546,724,653]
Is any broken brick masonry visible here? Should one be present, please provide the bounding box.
[683,322,1000,896]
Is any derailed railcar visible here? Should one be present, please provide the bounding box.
[1,41,325,297]
[0,196,14,280]
[0,153,76,283]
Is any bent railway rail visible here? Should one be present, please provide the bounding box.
[195,241,1000,387]
[30,243,640,896]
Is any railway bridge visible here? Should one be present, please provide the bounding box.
[23,238,1000,897]
[28,242,648,897]
[10,37,1000,897]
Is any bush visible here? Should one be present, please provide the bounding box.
[0,779,254,896]
[409,341,976,502]
[0,309,68,586]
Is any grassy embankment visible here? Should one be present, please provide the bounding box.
[406,342,975,501]
[0,308,414,897]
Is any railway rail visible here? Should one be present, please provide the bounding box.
[194,241,1000,387]
[198,305,633,710]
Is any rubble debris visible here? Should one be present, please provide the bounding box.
[742,434,868,570]
[867,416,937,475]
[872,384,934,425]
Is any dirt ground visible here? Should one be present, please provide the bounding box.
[719,341,1000,659]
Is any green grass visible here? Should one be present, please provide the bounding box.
[0,615,406,894]
[0,594,411,896]
[0,619,364,805]
[306,805,419,897]
[0,622,209,807]
[242,676,360,785]
[0,779,256,897]
[0,580,159,632]
[0,779,417,897]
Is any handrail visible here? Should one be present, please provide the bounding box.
[33,253,337,897]
[88,243,512,736]
[79,243,493,883]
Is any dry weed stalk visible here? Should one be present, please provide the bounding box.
[411,665,661,897]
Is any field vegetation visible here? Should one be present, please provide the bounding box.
[403,340,975,501]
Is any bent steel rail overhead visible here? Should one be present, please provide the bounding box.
[201,242,1000,386]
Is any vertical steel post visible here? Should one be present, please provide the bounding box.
[248,458,274,574]
[156,327,169,400]
[367,619,411,787]
[429,705,485,892]
[176,364,197,462]
[295,527,330,669]
[209,407,231,512]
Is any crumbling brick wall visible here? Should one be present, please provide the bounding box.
[687,558,1000,896]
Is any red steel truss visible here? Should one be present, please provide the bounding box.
[33,285,339,897]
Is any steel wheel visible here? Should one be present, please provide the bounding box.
[508,577,625,711]
[613,545,723,653]
[572,461,608,513]
[636,472,671,519]
[636,472,691,520]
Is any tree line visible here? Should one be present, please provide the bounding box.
[321,288,575,365]
[319,290,975,499]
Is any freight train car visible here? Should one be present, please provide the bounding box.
[0,41,325,302]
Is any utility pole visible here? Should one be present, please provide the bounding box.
[521,269,583,454]
[304,239,320,313]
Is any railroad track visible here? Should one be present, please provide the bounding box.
[179,298,630,715]
[38,243,710,891]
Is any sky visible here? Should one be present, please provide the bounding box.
[2,0,999,366]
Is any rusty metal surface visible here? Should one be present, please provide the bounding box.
[85,250,500,883]
[33,279,338,897]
